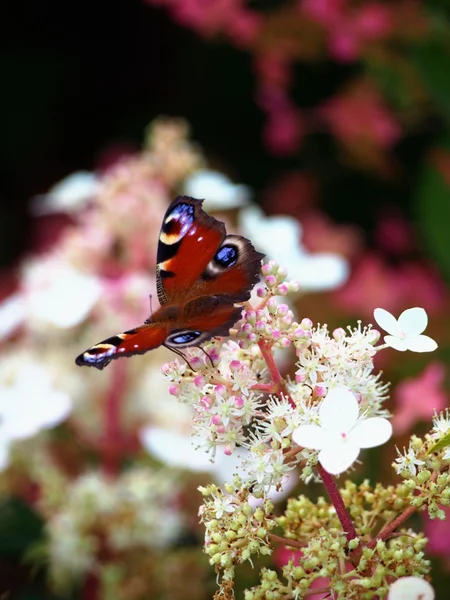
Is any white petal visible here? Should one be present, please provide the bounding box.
[388,576,434,600]
[373,308,401,336]
[292,425,328,450]
[397,307,427,336]
[140,426,215,472]
[318,441,360,475]
[0,294,25,339]
[239,206,301,252]
[319,387,359,433]
[384,335,408,351]
[0,388,71,439]
[284,253,349,292]
[185,170,251,210]
[350,418,392,449]
[405,335,438,353]
[31,172,99,215]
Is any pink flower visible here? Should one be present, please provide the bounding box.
[394,363,447,434]
[300,0,346,28]
[263,105,303,156]
[354,3,392,40]
[319,82,401,149]
[334,254,445,318]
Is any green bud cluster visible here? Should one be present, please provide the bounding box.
[199,484,276,591]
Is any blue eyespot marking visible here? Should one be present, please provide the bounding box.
[170,331,201,344]
[215,245,238,268]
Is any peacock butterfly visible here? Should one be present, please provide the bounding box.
[75,196,264,369]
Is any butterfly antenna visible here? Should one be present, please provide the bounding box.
[199,345,215,368]
[168,346,195,371]
[148,294,154,317]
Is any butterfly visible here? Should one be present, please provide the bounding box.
[75,196,264,369]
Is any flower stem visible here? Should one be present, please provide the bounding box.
[102,360,127,477]
[317,464,357,542]
[268,533,304,550]
[258,339,296,408]
[368,505,416,548]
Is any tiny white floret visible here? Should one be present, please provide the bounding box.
[373,307,437,352]
[292,386,392,475]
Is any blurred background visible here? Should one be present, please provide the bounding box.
[1,0,450,598]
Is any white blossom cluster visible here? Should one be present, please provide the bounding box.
[163,264,438,493]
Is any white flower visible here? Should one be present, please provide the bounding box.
[0,257,102,338]
[393,446,425,477]
[239,204,348,292]
[388,576,434,600]
[183,169,250,210]
[373,307,437,353]
[0,357,72,470]
[31,171,100,215]
[292,386,392,475]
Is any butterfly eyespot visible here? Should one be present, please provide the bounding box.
[165,330,203,348]
[214,245,238,268]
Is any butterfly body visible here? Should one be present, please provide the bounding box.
[76,197,264,369]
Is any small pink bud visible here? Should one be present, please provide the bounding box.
[277,283,289,295]
[295,372,305,383]
[257,287,268,298]
[190,356,204,370]
[229,360,241,373]
[169,384,180,396]
[200,396,212,409]
[194,375,206,388]
[245,310,256,324]
[314,385,327,397]
[301,317,313,330]
[224,445,233,456]
[234,396,244,408]
[216,425,226,434]
[282,314,293,326]
[277,303,289,316]
[242,323,254,333]
[333,327,346,340]
[249,333,258,342]
[255,320,266,332]
[272,329,281,340]
[214,384,226,396]
[211,414,222,426]
[261,263,272,276]
[279,338,291,348]
[267,297,278,312]
[209,348,220,363]
[265,275,277,287]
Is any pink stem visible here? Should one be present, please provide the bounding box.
[102,360,127,477]
[258,339,296,408]
[368,505,416,548]
[317,464,357,542]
